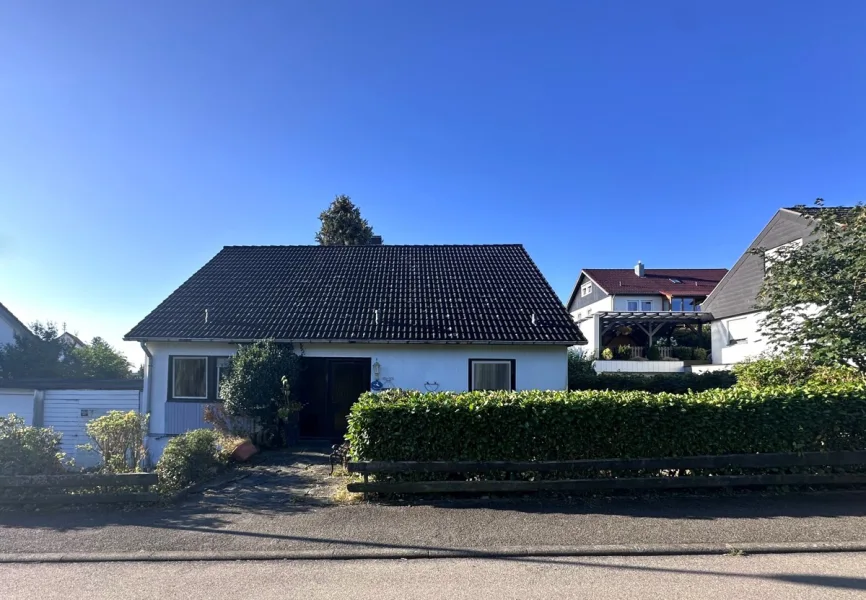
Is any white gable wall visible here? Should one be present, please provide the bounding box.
[711,311,770,364]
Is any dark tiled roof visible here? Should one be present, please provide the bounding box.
[785,205,855,220]
[582,268,728,296]
[125,245,585,344]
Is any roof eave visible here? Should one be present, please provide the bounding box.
[127,336,586,346]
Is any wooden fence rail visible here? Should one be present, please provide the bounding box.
[0,472,159,505]
[346,450,866,495]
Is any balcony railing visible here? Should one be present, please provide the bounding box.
[598,346,708,362]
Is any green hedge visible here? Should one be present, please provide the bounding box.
[347,385,866,462]
[569,371,736,393]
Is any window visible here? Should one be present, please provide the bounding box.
[216,357,230,400]
[641,301,653,311]
[672,297,697,312]
[172,357,207,399]
[764,239,803,276]
[580,282,593,297]
[726,317,749,345]
[627,301,639,311]
[469,359,514,391]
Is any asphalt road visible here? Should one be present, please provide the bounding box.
[1,491,866,555]
[4,553,866,599]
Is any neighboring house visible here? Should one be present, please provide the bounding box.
[0,301,33,348]
[59,332,87,349]
[125,244,585,451]
[565,262,726,372]
[702,206,854,366]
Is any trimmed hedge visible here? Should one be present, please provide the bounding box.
[347,385,866,462]
[156,429,227,493]
[569,371,736,393]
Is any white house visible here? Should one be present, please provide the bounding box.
[702,206,854,365]
[564,262,726,371]
[0,301,33,349]
[125,243,585,452]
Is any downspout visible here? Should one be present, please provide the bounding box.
[140,342,153,430]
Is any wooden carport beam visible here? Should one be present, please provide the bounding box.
[635,322,666,348]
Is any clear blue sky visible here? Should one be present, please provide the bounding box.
[2,1,865,364]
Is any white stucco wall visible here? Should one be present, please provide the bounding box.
[571,297,612,355]
[143,341,569,435]
[711,312,770,365]
[594,360,686,373]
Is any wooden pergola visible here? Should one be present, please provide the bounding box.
[597,311,714,348]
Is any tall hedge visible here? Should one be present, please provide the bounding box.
[347,385,866,462]
[569,371,736,393]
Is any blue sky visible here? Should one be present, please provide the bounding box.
[2,1,865,364]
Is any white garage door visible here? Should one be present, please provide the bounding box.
[0,390,35,425]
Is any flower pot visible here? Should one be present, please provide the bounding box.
[232,440,258,462]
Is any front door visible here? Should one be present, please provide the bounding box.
[298,357,371,440]
[328,359,371,438]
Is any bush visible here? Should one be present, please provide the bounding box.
[733,353,863,388]
[347,384,866,462]
[569,370,736,393]
[567,349,594,379]
[601,348,614,360]
[83,411,148,473]
[0,415,67,475]
[647,346,661,361]
[155,429,226,493]
[693,348,708,361]
[672,346,694,360]
[615,345,632,360]
[220,340,303,444]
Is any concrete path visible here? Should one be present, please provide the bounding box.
[1,490,866,556]
[5,553,866,599]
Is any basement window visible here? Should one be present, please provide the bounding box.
[469,359,515,391]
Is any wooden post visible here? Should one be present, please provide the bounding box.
[363,473,369,501]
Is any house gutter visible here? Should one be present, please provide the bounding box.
[127,337,587,346]
[139,342,153,424]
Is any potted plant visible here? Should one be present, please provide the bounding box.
[601,347,614,360]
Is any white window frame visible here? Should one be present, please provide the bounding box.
[627,300,639,311]
[726,317,749,345]
[172,356,208,400]
[470,360,514,391]
[641,301,653,311]
[581,283,593,297]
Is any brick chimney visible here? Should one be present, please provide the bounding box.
[635,260,645,277]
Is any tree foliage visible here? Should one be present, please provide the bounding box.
[220,341,303,442]
[315,194,378,246]
[754,200,866,370]
[0,322,135,380]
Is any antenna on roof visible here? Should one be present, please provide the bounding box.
[204,308,209,324]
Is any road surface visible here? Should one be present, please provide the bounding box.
[4,553,866,599]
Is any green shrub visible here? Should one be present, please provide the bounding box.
[0,415,68,475]
[732,353,863,388]
[347,384,866,462]
[647,346,661,361]
[672,346,694,360]
[83,411,148,473]
[569,370,736,393]
[615,345,632,360]
[601,348,614,360]
[220,340,303,445]
[567,349,594,378]
[693,348,708,361]
[155,429,227,493]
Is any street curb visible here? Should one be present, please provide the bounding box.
[3,541,866,563]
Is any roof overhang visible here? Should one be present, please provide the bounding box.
[128,337,586,346]
[597,311,714,329]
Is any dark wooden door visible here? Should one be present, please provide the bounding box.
[298,357,370,440]
[328,359,371,439]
